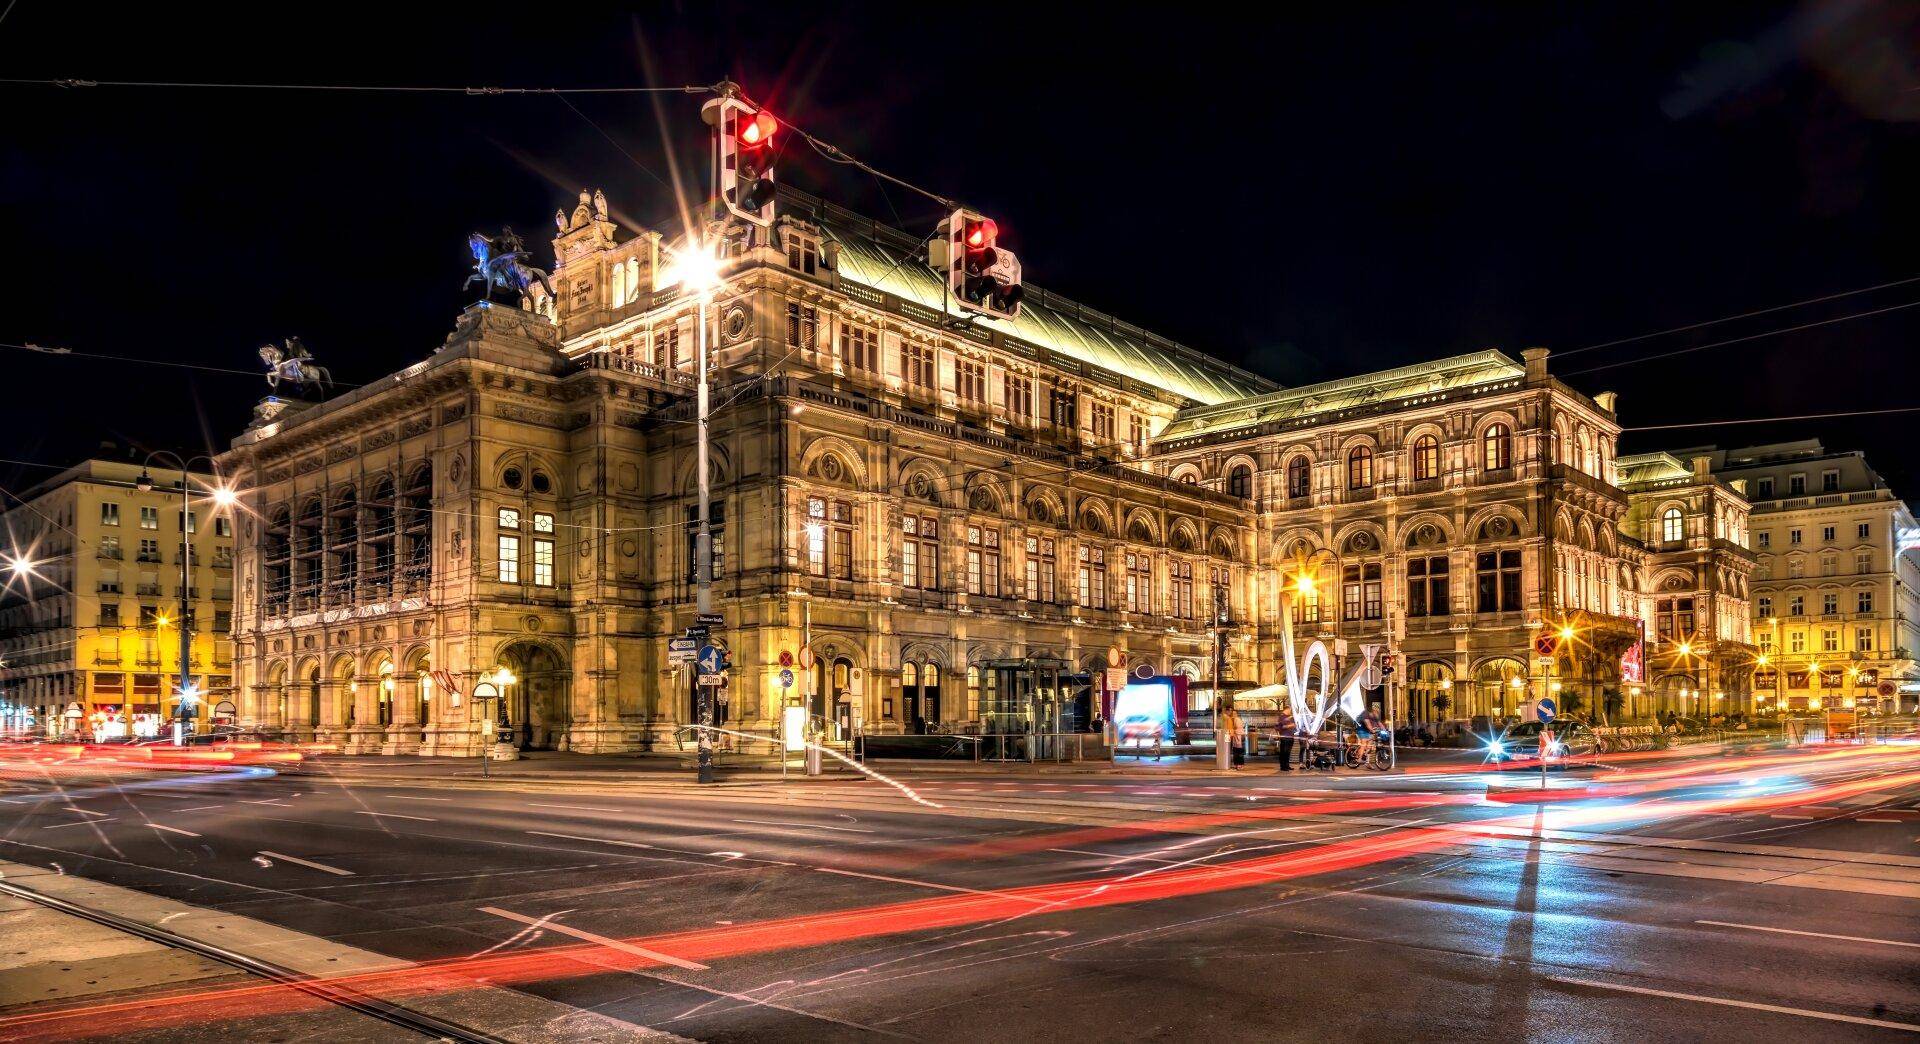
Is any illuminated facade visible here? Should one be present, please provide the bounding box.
[1617,452,1757,718]
[0,460,235,737]
[1152,348,1692,725]
[1702,441,1920,714]
[224,185,1799,755]
[225,187,1264,753]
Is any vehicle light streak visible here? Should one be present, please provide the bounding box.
[7,752,1919,1039]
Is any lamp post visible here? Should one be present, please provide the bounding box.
[137,453,235,746]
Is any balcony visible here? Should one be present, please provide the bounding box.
[97,582,121,594]
[97,547,122,561]
[136,583,162,597]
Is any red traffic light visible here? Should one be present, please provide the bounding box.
[738,111,778,147]
[963,218,997,250]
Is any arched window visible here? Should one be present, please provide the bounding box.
[1483,423,1512,472]
[1227,464,1252,499]
[1347,446,1374,490]
[1411,434,1439,481]
[1661,506,1684,544]
[1287,456,1311,499]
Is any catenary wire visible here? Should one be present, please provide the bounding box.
[1558,298,1920,377]
[1556,273,1920,359]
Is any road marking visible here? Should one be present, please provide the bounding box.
[480,906,708,971]
[392,796,454,803]
[62,807,108,818]
[816,866,1049,902]
[1860,817,1899,824]
[353,811,436,822]
[243,799,290,806]
[146,824,201,837]
[258,850,355,876]
[528,804,625,814]
[1048,847,1182,866]
[732,818,874,834]
[43,818,114,829]
[175,805,223,812]
[1548,976,1920,1032]
[1697,920,1920,949]
[528,831,655,850]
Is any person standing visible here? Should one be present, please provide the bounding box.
[1275,705,1298,771]
[1219,700,1246,769]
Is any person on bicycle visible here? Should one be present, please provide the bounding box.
[1354,706,1386,763]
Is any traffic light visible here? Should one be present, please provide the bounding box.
[928,209,1023,319]
[716,97,779,226]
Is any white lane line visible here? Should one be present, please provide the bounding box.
[62,807,109,818]
[1858,817,1899,824]
[480,906,709,971]
[353,811,436,822]
[1548,976,1920,1032]
[1697,920,1920,950]
[147,824,201,837]
[528,831,655,851]
[731,818,875,834]
[1048,847,1182,866]
[528,804,625,814]
[392,796,454,803]
[258,850,355,876]
[816,866,1049,902]
[43,818,115,829]
[243,799,291,806]
[175,805,224,813]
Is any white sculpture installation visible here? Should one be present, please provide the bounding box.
[1277,575,1381,733]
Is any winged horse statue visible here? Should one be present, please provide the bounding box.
[258,337,332,396]
[466,227,556,308]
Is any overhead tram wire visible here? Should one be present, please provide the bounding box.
[1556,272,1920,359]
[0,77,706,95]
[1557,297,1920,377]
[0,341,365,387]
[1621,405,1920,433]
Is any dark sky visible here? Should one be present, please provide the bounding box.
[4,3,1917,494]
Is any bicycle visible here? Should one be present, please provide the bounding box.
[1345,730,1392,771]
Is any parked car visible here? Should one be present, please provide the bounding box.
[1484,719,1599,769]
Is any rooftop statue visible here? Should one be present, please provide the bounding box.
[258,337,333,397]
[466,227,556,308]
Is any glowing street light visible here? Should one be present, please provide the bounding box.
[211,486,239,509]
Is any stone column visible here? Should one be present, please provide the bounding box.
[389,671,421,754]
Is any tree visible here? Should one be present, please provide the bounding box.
[1602,687,1625,725]
[1432,692,1453,719]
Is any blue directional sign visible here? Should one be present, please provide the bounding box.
[697,644,727,675]
[778,668,795,689]
[1536,696,1557,723]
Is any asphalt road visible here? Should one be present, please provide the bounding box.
[1,743,1917,1042]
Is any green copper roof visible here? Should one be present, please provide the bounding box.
[780,189,1276,405]
[1615,452,1692,487]
[1158,350,1525,441]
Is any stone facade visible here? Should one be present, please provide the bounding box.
[223,184,1779,754]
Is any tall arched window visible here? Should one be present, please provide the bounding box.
[1347,446,1374,490]
[1661,506,1684,544]
[1483,423,1513,472]
[1227,464,1252,499]
[1411,434,1439,481]
[1287,456,1311,499]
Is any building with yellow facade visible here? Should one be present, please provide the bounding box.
[0,459,236,738]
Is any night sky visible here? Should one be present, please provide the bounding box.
[4,4,1916,495]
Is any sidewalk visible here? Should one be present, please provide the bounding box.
[291,745,1491,788]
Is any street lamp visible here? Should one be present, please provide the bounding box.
[136,452,236,745]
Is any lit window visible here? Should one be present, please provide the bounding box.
[140,506,159,530]
[101,503,120,526]
[1660,507,1683,544]
[1412,435,1439,481]
[1482,424,1512,471]
[498,508,520,529]
[1347,446,1374,490]
[532,539,554,586]
[533,513,554,533]
[497,535,520,583]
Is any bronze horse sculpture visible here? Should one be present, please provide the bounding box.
[466,228,556,308]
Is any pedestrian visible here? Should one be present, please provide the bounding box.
[1275,705,1297,771]
[1219,700,1246,769]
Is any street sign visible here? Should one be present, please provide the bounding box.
[668,637,698,664]
[695,612,725,627]
[697,645,726,675]
[685,624,710,641]
[798,647,815,670]
[778,668,795,689]
[778,650,794,668]
[697,674,725,686]
[1537,696,1557,722]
